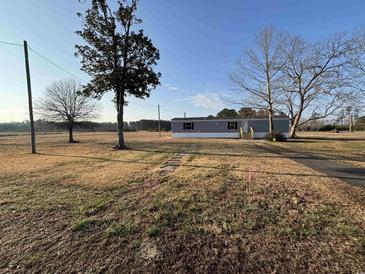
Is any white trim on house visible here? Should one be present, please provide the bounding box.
[172,132,241,139]
[172,132,289,139]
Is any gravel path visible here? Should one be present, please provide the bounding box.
[160,144,197,176]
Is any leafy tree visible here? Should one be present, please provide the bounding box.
[216,108,239,118]
[238,107,256,118]
[75,0,161,149]
[35,79,99,142]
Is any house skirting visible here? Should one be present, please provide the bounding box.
[172,132,240,138]
[252,132,289,139]
[172,132,290,139]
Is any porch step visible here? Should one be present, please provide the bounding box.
[240,132,252,139]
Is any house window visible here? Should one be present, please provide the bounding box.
[228,121,238,130]
[183,122,194,130]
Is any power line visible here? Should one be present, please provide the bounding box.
[129,101,184,115]
[0,40,23,47]
[160,104,187,114]
[0,40,189,119]
[28,47,87,83]
[0,40,87,83]
[160,106,185,115]
[161,106,181,113]
[128,101,156,108]
[161,109,182,115]
[128,102,184,116]
[128,101,186,118]
[128,100,185,118]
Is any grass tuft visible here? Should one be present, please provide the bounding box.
[72,219,93,231]
[147,224,162,238]
[105,221,137,237]
[360,240,365,255]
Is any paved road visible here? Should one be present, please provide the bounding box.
[258,143,365,189]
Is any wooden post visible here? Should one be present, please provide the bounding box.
[23,41,36,154]
[349,114,353,132]
[158,104,161,137]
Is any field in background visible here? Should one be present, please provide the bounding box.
[0,131,364,273]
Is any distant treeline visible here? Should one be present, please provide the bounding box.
[298,116,365,132]
[0,119,171,132]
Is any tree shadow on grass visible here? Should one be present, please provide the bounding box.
[37,152,365,183]
[292,136,365,142]
[332,167,365,176]
[258,143,365,163]
[128,147,365,163]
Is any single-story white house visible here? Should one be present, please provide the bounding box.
[171,117,289,139]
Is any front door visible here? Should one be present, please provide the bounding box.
[243,121,248,133]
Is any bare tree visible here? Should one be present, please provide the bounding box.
[350,27,365,106]
[345,106,354,131]
[36,79,99,142]
[231,26,287,133]
[341,95,363,131]
[280,33,354,137]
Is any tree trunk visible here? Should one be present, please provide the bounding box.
[68,122,74,143]
[289,112,302,138]
[266,80,274,133]
[288,94,305,138]
[115,93,126,149]
[268,107,274,133]
[289,124,296,138]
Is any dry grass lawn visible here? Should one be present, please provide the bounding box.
[0,131,364,273]
[270,131,365,168]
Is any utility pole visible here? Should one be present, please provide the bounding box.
[349,114,353,132]
[346,106,353,132]
[184,112,186,118]
[23,40,36,154]
[158,104,161,137]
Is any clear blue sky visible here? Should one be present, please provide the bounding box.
[1,0,364,122]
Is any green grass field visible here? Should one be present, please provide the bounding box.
[0,131,364,273]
